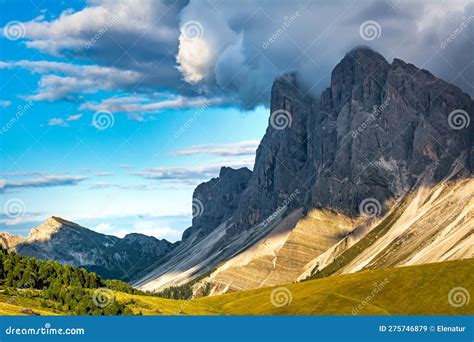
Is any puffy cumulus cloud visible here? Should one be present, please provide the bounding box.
[0,0,189,98]
[176,0,474,107]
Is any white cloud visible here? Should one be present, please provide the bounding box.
[0,60,142,101]
[79,94,225,116]
[94,222,113,233]
[0,212,44,226]
[67,114,82,121]
[116,221,182,240]
[48,118,68,126]
[5,1,179,56]
[132,158,254,182]
[0,100,12,107]
[0,175,87,191]
[171,140,259,157]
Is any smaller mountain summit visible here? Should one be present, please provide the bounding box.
[26,216,82,242]
[0,217,176,282]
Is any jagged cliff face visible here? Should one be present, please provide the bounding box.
[234,48,472,234]
[135,47,473,292]
[1,217,175,282]
[183,167,252,241]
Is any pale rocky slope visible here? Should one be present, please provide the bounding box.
[202,161,473,295]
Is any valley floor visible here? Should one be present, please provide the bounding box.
[3,258,470,316]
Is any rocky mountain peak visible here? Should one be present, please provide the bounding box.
[28,216,82,241]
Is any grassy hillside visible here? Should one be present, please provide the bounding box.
[116,258,473,315]
[2,258,472,315]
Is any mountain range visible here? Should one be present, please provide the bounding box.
[1,47,473,296]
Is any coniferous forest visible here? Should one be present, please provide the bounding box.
[0,247,136,315]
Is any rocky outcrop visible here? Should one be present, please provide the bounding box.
[183,166,252,240]
[136,47,472,292]
[0,232,25,250]
[2,217,175,282]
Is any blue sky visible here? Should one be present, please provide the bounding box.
[1,0,472,240]
[0,0,268,240]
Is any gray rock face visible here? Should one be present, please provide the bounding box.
[231,73,312,234]
[231,47,472,234]
[183,166,252,240]
[6,217,175,282]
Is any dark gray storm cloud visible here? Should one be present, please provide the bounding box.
[3,0,473,109]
